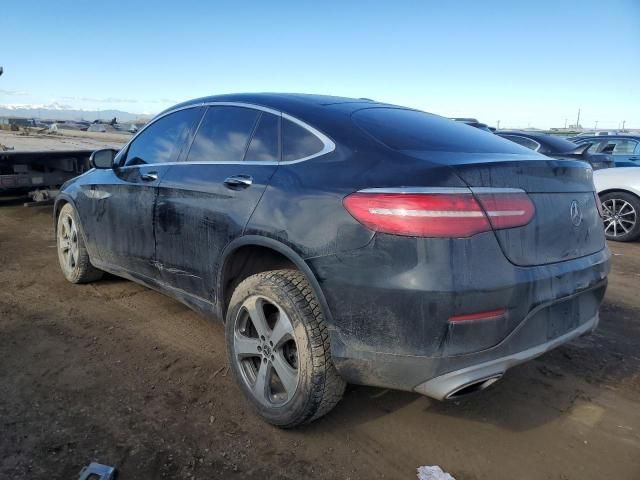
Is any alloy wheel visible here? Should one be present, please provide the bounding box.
[602,198,637,238]
[233,295,299,407]
[58,213,79,274]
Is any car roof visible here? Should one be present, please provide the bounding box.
[497,130,557,141]
[160,93,394,117]
[574,135,640,141]
[497,130,579,153]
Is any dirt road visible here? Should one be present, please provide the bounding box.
[1,202,639,479]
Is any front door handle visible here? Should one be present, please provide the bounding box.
[141,172,158,182]
[224,175,253,188]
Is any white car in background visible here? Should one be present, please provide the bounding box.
[594,167,640,241]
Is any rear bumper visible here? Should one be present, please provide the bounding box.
[415,312,599,399]
[307,232,610,393]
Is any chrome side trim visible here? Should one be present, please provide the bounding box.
[357,187,472,194]
[116,101,336,169]
[281,112,336,163]
[469,187,526,194]
[356,187,526,195]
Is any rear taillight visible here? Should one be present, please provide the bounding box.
[474,192,536,230]
[343,189,535,238]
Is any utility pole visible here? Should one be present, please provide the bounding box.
[594,120,598,131]
[496,120,500,129]
[576,108,581,129]
[622,120,626,131]
[564,118,567,129]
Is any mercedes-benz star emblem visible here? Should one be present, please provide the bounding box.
[570,200,583,227]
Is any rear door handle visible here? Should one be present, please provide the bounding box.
[224,175,253,188]
[141,172,158,182]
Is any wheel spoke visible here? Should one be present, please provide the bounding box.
[270,311,294,347]
[272,352,298,397]
[252,360,270,398]
[618,221,630,233]
[234,334,261,357]
[245,297,269,338]
[66,250,74,269]
[605,221,614,233]
[59,239,70,251]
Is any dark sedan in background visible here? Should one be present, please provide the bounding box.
[497,130,614,169]
[54,94,609,427]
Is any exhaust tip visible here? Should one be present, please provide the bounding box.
[445,374,503,400]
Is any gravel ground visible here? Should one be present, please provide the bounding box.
[0,201,639,480]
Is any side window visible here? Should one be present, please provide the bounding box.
[610,140,638,155]
[244,112,280,162]
[585,141,603,154]
[282,118,325,162]
[186,106,260,163]
[124,108,202,166]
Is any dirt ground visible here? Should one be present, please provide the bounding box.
[1,201,639,480]
[0,129,127,152]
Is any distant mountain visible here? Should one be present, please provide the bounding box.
[0,103,154,123]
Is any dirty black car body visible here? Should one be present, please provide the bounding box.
[54,94,610,426]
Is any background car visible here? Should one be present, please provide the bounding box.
[594,166,640,241]
[572,135,640,167]
[497,130,614,169]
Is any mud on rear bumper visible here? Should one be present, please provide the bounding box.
[330,279,606,396]
[414,312,599,399]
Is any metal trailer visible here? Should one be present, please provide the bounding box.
[0,150,93,202]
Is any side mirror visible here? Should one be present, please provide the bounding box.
[90,149,117,169]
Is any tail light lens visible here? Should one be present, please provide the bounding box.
[343,189,535,238]
[474,192,536,230]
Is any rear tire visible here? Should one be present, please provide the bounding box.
[225,269,345,428]
[56,203,103,283]
[600,191,640,242]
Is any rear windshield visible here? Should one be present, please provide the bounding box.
[352,107,530,154]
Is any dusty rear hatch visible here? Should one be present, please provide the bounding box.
[352,107,606,266]
[418,152,605,266]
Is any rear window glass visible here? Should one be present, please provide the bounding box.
[282,118,325,161]
[352,108,530,154]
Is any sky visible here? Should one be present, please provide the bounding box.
[1,0,639,129]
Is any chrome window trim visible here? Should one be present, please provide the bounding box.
[116,101,335,169]
[358,187,525,194]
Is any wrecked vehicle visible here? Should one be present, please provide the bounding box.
[54,94,610,427]
[0,150,92,199]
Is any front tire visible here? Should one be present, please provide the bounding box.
[600,191,640,242]
[56,203,103,283]
[225,269,345,428]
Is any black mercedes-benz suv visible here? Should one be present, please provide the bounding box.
[54,94,610,427]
